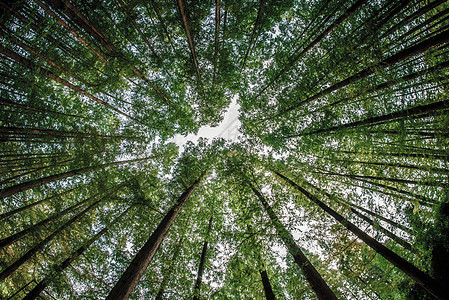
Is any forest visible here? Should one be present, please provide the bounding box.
[0,0,448,299]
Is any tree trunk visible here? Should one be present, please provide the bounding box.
[303,99,449,136]
[350,207,413,251]
[241,0,264,71]
[105,174,205,300]
[278,28,449,117]
[155,238,183,300]
[0,195,91,248]
[273,171,447,299]
[0,156,154,199]
[177,0,201,83]
[0,187,76,221]
[0,44,141,123]
[255,0,368,99]
[260,269,276,300]
[22,205,132,300]
[0,184,124,281]
[0,97,82,118]
[249,184,338,300]
[212,0,221,83]
[193,216,213,300]
[333,196,412,234]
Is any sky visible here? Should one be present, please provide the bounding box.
[169,96,242,152]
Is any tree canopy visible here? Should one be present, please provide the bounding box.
[1,0,449,299]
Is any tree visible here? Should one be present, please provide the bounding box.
[1,0,448,298]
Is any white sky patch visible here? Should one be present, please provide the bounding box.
[169,96,242,152]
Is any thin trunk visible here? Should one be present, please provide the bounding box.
[349,207,413,251]
[0,156,154,199]
[255,0,368,99]
[212,0,221,83]
[315,170,447,188]
[42,0,112,51]
[0,187,76,221]
[6,279,36,300]
[177,0,201,83]
[0,97,83,118]
[22,205,133,300]
[329,158,449,176]
[317,60,449,112]
[148,0,174,52]
[0,158,74,185]
[0,44,142,124]
[381,0,445,39]
[260,269,276,300]
[155,238,184,300]
[302,99,449,136]
[105,174,205,300]
[116,0,172,79]
[273,171,447,299]
[0,126,133,140]
[275,28,449,119]
[38,0,170,104]
[249,184,338,300]
[193,216,213,300]
[241,0,264,71]
[334,196,412,234]
[0,194,92,249]
[0,184,124,281]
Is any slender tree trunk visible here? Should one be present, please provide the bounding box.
[241,0,264,71]
[177,0,201,83]
[332,196,412,234]
[273,171,447,299]
[0,158,74,185]
[255,0,368,99]
[0,44,141,123]
[193,216,213,300]
[0,195,91,248]
[276,28,449,118]
[22,205,132,300]
[0,156,154,199]
[249,184,338,300]
[0,97,83,118]
[260,269,276,300]
[303,99,449,136]
[0,125,137,140]
[105,174,205,300]
[155,238,183,300]
[350,207,413,251]
[212,0,221,83]
[0,184,124,281]
[0,187,76,221]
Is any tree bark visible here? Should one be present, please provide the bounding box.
[193,216,213,300]
[249,184,338,300]
[273,171,447,299]
[260,269,276,300]
[22,205,132,300]
[105,174,205,300]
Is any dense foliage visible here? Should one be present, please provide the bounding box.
[1,0,448,298]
